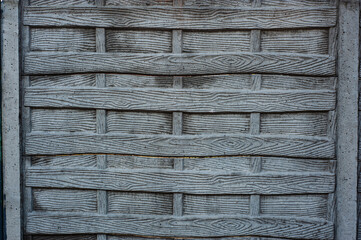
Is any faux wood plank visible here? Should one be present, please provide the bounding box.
[31,109,96,132]
[186,238,253,240]
[260,112,329,137]
[107,111,172,134]
[24,7,336,30]
[32,235,96,240]
[33,189,97,212]
[31,155,97,168]
[106,74,173,88]
[183,113,250,135]
[108,237,173,240]
[106,30,171,53]
[182,31,250,53]
[30,28,96,52]
[182,74,252,90]
[30,74,96,87]
[24,52,336,76]
[108,192,173,215]
[262,0,330,7]
[24,87,336,113]
[261,157,330,173]
[105,0,172,6]
[261,195,328,219]
[26,167,335,194]
[261,75,336,90]
[261,29,329,54]
[183,157,250,171]
[25,132,335,158]
[107,155,173,169]
[26,212,334,239]
[183,194,249,215]
[29,0,96,6]
[183,0,251,7]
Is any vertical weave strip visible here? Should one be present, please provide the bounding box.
[172,0,184,221]
[249,2,262,240]
[95,1,107,239]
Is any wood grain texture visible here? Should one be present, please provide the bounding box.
[261,75,336,90]
[183,194,249,215]
[30,28,96,52]
[31,109,96,132]
[25,167,335,194]
[26,212,334,239]
[107,155,173,169]
[29,0,96,6]
[107,111,172,134]
[182,31,250,53]
[261,29,329,54]
[261,157,330,173]
[24,52,336,76]
[24,87,336,113]
[182,74,252,90]
[106,30,172,53]
[186,238,254,240]
[261,0,330,7]
[31,74,96,87]
[33,189,97,212]
[183,157,250,171]
[183,113,250,135]
[108,237,173,240]
[23,6,336,30]
[183,0,251,7]
[108,192,173,215]
[260,112,329,136]
[31,155,97,168]
[32,235,96,240]
[25,132,335,158]
[260,195,328,219]
[106,74,173,88]
[105,0,172,6]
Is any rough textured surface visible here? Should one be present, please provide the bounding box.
[337,1,359,239]
[2,1,21,239]
[23,6,337,29]
[25,133,335,158]
[24,52,336,76]
[19,0,340,239]
[26,212,334,239]
[26,167,335,194]
[24,88,336,113]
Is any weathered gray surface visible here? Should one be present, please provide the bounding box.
[338,0,359,239]
[24,88,336,112]
[2,1,21,239]
[24,52,336,76]
[23,6,336,29]
[26,167,335,194]
[20,0,340,239]
[25,133,335,158]
[27,212,334,239]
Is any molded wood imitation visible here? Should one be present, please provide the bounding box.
[108,192,173,215]
[24,87,336,113]
[26,212,334,239]
[24,52,335,76]
[33,189,97,212]
[23,6,336,30]
[25,133,335,158]
[106,30,172,53]
[25,167,335,194]
[30,28,96,52]
[182,194,250,215]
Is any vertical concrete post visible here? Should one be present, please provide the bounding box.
[1,0,21,239]
[336,0,359,239]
